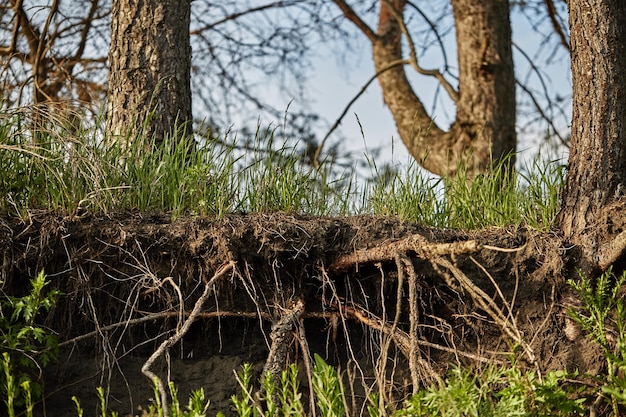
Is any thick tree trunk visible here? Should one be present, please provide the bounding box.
[371,0,515,178]
[557,0,626,271]
[107,0,192,146]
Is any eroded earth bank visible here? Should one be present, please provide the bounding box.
[0,212,605,416]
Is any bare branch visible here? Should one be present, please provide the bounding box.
[406,1,451,74]
[543,0,570,51]
[516,79,568,148]
[0,0,23,55]
[190,1,304,35]
[10,0,40,56]
[315,58,408,168]
[382,0,459,103]
[514,43,569,147]
[33,0,60,103]
[332,0,378,42]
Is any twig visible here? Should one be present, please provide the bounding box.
[141,261,235,417]
[315,58,407,168]
[382,0,458,103]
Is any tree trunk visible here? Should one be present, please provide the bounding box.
[370,0,516,178]
[107,0,192,147]
[557,0,626,272]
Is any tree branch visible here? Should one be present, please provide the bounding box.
[513,43,569,147]
[10,0,40,57]
[382,0,458,103]
[406,1,451,73]
[543,0,570,51]
[0,0,23,55]
[190,1,304,35]
[332,0,378,42]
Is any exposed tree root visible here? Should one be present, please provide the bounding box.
[323,296,508,365]
[262,299,306,381]
[140,261,235,417]
[3,212,587,415]
[330,234,483,273]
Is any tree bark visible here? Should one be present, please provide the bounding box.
[557,0,626,271]
[107,0,192,147]
[367,0,516,178]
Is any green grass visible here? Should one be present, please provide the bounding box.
[0,108,564,229]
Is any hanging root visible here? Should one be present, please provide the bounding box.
[141,261,235,417]
[262,298,306,379]
[328,232,529,388]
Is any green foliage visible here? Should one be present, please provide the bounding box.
[230,357,347,417]
[396,365,583,417]
[0,111,354,218]
[443,157,521,229]
[368,161,447,226]
[568,267,626,414]
[518,157,565,231]
[72,381,210,417]
[232,363,260,417]
[0,270,60,410]
[312,354,345,417]
[238,126,345,215]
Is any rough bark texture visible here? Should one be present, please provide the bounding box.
[107,0,192,146]
[370,0,515,178]
[557,0,626,270]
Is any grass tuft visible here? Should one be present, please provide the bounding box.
[0,108,564,230]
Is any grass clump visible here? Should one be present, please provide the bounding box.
[368,154,565,231]
[0,110,354,218]
[0,107,565,227]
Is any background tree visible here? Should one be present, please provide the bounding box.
[107,0,191,145]
[332,0,515,178]
[557,0,626,273]
[0,0,108,134]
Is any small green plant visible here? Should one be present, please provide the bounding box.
[312,353,345,417]
[231,356,348,417]
[0,270,60,411]
[232,363,261,417]
[569,267,626,414]
[72,381,210,417]
[395,364,583,417]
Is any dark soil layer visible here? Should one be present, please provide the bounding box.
[0,212,604,416]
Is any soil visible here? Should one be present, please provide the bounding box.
[0,211,613,416]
